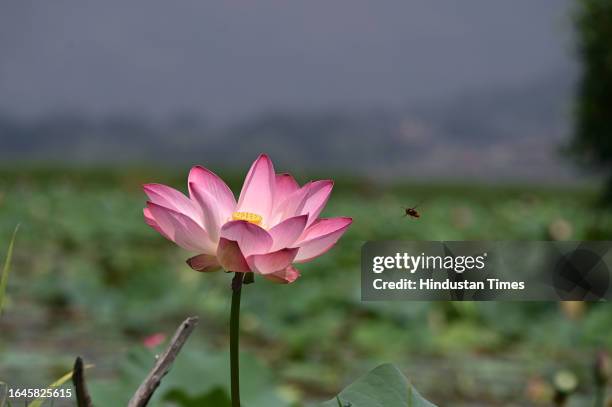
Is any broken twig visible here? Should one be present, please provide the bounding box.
[72,356,93,407]
[128,316,199,407]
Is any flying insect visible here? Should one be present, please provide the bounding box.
[403,202,423,219]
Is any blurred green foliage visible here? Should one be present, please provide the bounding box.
[0,167,611,405]
[572,0,612,200]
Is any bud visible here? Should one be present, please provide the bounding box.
[143,332,166,349]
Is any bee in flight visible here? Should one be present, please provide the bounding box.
[403,202,423,219]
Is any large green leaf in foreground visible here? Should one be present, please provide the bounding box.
[319,364,437,407]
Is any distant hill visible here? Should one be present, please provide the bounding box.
[0,74,582,183]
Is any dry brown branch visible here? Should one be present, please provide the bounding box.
[128,316,199,407]
[72,356,93,407]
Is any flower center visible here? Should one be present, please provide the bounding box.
[232,211,262,226]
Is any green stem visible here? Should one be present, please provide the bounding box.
[230,273,244,407]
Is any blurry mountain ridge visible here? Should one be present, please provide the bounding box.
[0,72,579,182]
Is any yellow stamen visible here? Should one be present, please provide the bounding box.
[232,212,262,226]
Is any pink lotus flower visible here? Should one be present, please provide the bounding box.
[143,154,352,284]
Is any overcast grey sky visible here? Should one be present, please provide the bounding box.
[0,0,575,121]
